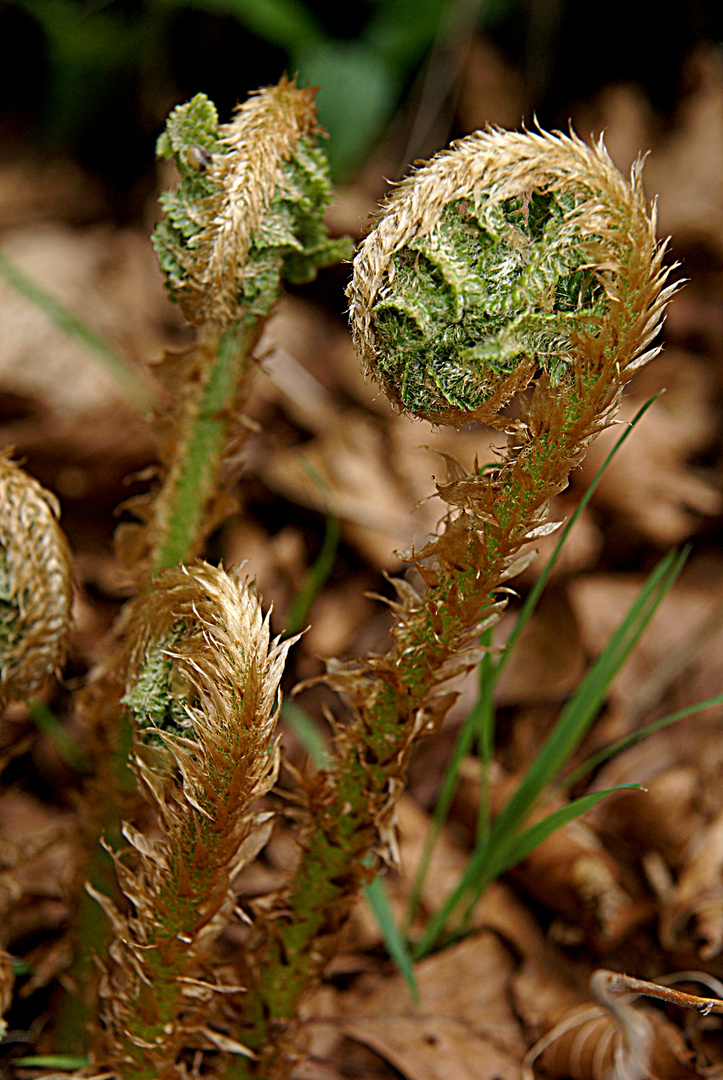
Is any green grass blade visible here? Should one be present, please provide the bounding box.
[414,548,687,958]
[415,784,637,959]
[27,700,89,772]
[281,700,331,768]
[491,784,642,875]
[284,509,341,638]
[405,640,492,929]
[365,875,420,1003]
[454,784,642,929]
[474,628,496,846]
[0,250,155,411]
[407,400,663,947]
[415,397,662,900]
[563,693,723,790]
[404,707,476,928]
[486,548,686,857]
[11,1057,89,1070]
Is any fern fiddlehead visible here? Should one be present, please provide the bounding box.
[122,78,351,579]
[350,127,669,427]
[0,452,72,705]
[237,127,677,1080]
[91,563,296,1077]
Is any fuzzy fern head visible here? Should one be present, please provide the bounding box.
[94,563,296,1070]
[0,453,72,703]
[153,77,352,327]
[120,562,290,764]
[349,128,671,426]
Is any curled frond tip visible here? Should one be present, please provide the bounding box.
[0,452,73,702]
[348,126,675,426]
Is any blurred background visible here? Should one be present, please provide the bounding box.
[2,0,723,203]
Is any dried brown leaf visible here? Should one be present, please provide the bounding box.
[339,931,526,1080]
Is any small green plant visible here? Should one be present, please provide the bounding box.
[0,81,689,1079]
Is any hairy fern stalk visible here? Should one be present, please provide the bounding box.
[119,78,350,581]
[91,564,295,1076]
[233,128,677,1078]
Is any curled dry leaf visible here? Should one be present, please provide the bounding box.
[524,969,708,1080]
[655,805,723,960]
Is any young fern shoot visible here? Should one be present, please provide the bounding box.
[0,452,72,707]
[119,78,351,581]
[90,563,296,1076]
[235,127,677,1078]
[72,78,350,1051]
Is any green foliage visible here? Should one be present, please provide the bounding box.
[403,397,677,951]
[152,92,351,320]
[411,547,689,959]
[11,1056,89,1070]
[366,874,420,1003]
[151,95,227,305]
[153,96,225,301]
[28,700,88,771]
[121,627,194,744]
[7,0,480,181]
[373,191,608,416]
[243,141,351,313]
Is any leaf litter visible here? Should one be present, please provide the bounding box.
[1,33,723,1080]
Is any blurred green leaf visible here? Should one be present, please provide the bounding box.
[12,1056,89,1070]
[281,700,331,767]
[169,0,325,50]
[0,251,155,411]
[366,874,420,1003]
[295,40,398,178]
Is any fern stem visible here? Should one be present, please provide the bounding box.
[151,317,260,575]
[236,111,675,1056]
[235,388,601,1075]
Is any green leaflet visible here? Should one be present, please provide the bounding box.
[372,192,609,416]
[152,94,224,297]
[152,92,351,321]
[121,624,194,745]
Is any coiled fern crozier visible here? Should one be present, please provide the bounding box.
[0,452,72,707]
[236,128,676,1077]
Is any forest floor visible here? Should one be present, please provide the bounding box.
[1,35,723,1080]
